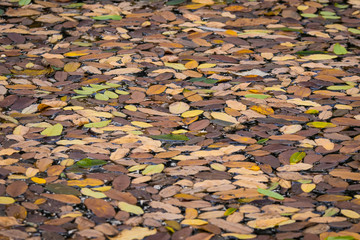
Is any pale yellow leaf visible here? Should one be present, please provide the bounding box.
[169,102,190,114]
[181,219,208,225]
[118,202,144,215]
[110,227,156,240]
[301,183,316,193]
[211,112,238,124]
[181,110,204,118]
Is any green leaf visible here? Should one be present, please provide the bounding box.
[142,164,165,175]
[90,84,111,90]
[95,93,109,101]
[301,13,318,18]
[72,41,92,47]
[333,43,348,55]
[257,138,269,144]
[104,90,118,99]
[91,15,122,20]
[295,50,327,55]
[334,3,348,8]
[41,123,63,136]
[84,120,111,128]
[290,152,306,164]
[224,208,237,216]
[74,89,95,95]
[257,188,284,200]
[150,134,189,141]
[19,0,31,6]
[268,182,279,191]
[327,85,353,90]
[166,0,186,5]
[326,236,355,240]
[76,158,107,168]
[323,207,340,217]
[349,28,360,34]
[190,77,218,84]
[275,27,303,33]
[105,82,122,88]
[320,11,336,16]
[322,15,341,19]
[45,183,80,196]
[0,9,4,16]
[244,94,271,99]
[64,3,84,8]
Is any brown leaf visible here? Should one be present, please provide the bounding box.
[84,199,115,218]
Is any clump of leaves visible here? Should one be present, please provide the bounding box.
[73,82,128,101]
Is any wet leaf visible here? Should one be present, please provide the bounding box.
[290,152,306,164]
[257,188,284,200]
[91,15,122,20]
[40,123,63,136]
[76,158,107,168]
[118,202,144,215]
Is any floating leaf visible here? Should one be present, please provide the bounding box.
[335,3,348,8]
[224,208,238,216]
[327,85,353,90]
[84,120,111,128]
[307,122,336,128]
[166,0,186,5]
[118,202,144,215]
[146,85,167,95]
[0,197,15,204]
[41,123,63,136]
[197,63,216,69]
[91,15,122,20]
[164,62,187,70]
[142,164,164,175]
[302,54,337,60]
[150,134,189,141]
[181,219,208,225]
[257,138,269,144]
[76,158,107,168]
[181,110,203,118]
[19,0,31,6]
[326,237,355,240]
[95,93,109,101]
[257,188,284,200]
[301,13,318,18]
[110,227,156,240]
[244,94,271,99]
[104,90,118,99]
[333,43,348,55]
[290,152,306,164]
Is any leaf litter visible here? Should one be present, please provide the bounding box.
[0,0,360,239]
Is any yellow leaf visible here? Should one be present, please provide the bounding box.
[110,227,156,240]
[301,183,316,193]
[185,208,198,219]
[185,60,198,69]
[34,198,46,205]
[250,105,274,115]
[131,121,153,128]
[307,122,336,128]
[225,30,238,36]
[81,188,107,198]
[92,186,112,192]
[181,219,208,225]
[31,177,46,184]
[61,211,83,218]
[118,202,144,215]
[142,164,164,175]
[146,85,167,95]
[67,178,104,187]
[210,163,226,171]
[164,62,187,70]
[197,63,216,69]
[124,105,137,111]
[181,110,204,118]
[302,54,338,60]
[192,0,214,4]
[128,165,147,172]
[222,233,257,239]
[211,112,238,124]
[0,197,15,204]
[169,102,190,114]
[64,50,90,57]
[40,123,63,136]
[341,209,360,219]
[64,62,81,72]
